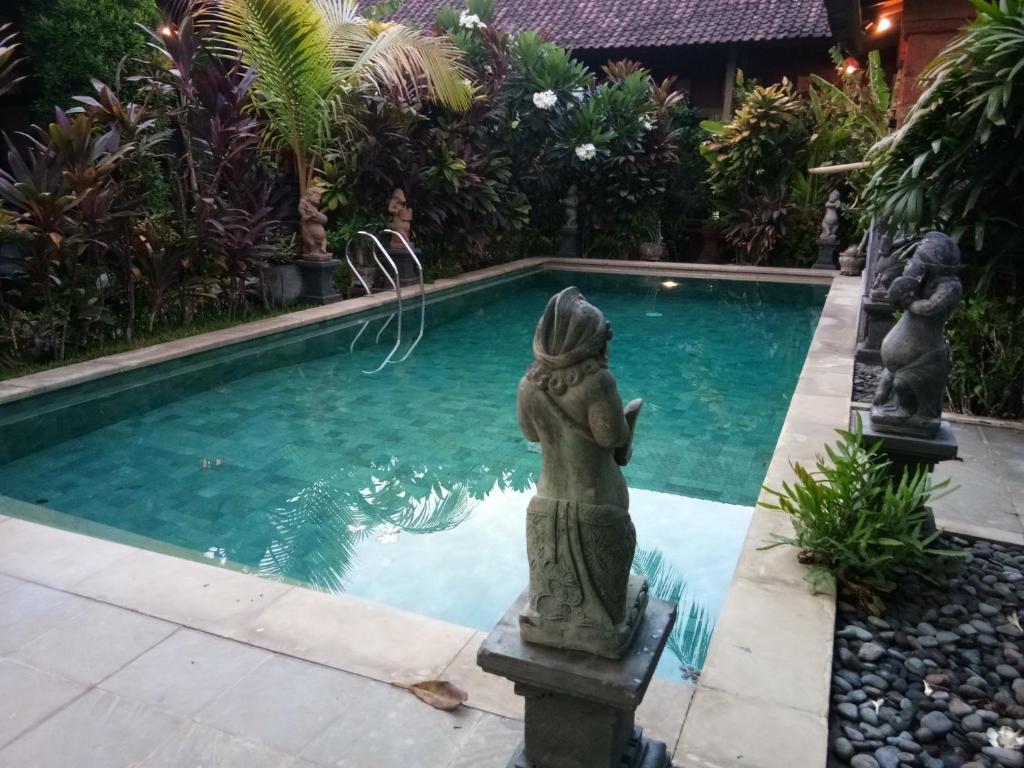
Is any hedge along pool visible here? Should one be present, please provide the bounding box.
[0,269,827,680]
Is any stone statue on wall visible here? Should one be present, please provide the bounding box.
[387,188,413,249]
[872,232,963,438]
[820,188,841,241]
[516,287,647,659]
[299,186,330,260]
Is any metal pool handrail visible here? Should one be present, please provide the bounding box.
[352,231,404,374]
[381,229,425,363]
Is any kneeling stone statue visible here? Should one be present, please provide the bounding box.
[517,287,647,659]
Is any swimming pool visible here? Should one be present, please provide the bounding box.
[0,268,827,680]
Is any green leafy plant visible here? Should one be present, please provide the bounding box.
[866,0,1024,292]
[760,424,957,609]
[22,0,158,116]
[0,23,26,97]
[947,296,1024,418]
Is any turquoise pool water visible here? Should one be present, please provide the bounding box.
[0,270,827,679]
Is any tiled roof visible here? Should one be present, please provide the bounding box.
[396,0,833,49]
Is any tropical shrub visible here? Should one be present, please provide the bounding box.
[947,297,1024,418]
[761,426,957,609]
[701,78,810,265]
[867,0,1024,292]
[0,23,26,97]
[21,0,158,116]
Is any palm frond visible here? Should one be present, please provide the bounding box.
[215,0,338,186]
[0,23,26,98]
[317,4,471,111]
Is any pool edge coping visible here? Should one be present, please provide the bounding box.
[0,259,853,766]
[0,257,832,404]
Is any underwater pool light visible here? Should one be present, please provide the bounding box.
[661,280,679,288]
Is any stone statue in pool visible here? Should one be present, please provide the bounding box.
[872,232,963,438]
[516,286,647,659]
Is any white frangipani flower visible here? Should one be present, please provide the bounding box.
[640,115,655,131]
[458,11,486,29]
[575,143,597,161]
[571,87,586,101]
[988,726,1024,749]
[532,90,557,110]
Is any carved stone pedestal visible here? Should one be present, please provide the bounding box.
[813,237,839,270]
[478,593,676,768]
[297,258,342,304]
[855,412,959,480]
[387,246,424,287]
[856,298,897,364]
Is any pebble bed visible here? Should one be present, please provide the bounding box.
[853,361,883,405]
[830,536,1024,768]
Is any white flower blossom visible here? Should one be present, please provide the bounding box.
[640,115,655,131]
[532,90,558,110]
[571,87,586,101]
[988,726,1024,749]
[459,11,486,29]
[575,143,597,161]
[711,210,721,221]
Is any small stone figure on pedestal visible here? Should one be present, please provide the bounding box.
[387,187,413,249]
[296,186,341,304]
[871,232,963,438]
[299,187,330,260]
[517,287,647,659]
[813,189,842,269]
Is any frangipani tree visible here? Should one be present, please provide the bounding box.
[212,0,471,257]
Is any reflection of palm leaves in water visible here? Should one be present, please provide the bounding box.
[632,548,716,676]
[258,456,479,592]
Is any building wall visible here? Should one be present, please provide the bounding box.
[575,39,835,118]
[894,0,975,123]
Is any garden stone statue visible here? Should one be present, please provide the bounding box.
[387,188,413,249]
[869,232,901,299]
[299,186,329,260]
[872,232,963,438]
[820,188,841,241]
[516,287,647,659]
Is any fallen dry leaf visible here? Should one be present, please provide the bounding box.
[403,680,468,711]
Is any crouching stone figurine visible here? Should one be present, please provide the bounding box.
[872,232,963,438]
[516,286,647,659]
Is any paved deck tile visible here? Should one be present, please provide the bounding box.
[300,677,481,768]
[101,628,272,718]
[0,659,87,749]
[12,599,175,686]
[0,582,90,655]
[140,722,293,768]
[195,655,370,755]
[0,688,182,768]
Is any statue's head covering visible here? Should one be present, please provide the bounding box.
[913,232,961,275]
[533,287,610,370]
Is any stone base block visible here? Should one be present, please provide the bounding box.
[504,727,669,768]
[856,298,896,364]
[855,412,959,478]
[478,593,677,768]
[813,237,839,270]
[297,258,342,305]
[386,246,424,287]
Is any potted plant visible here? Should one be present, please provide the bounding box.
[636,211,666,261]
[262,234,303,306]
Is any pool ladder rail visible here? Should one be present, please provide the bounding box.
[344,230,425,374]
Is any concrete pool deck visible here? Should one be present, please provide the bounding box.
[0,259,858,768]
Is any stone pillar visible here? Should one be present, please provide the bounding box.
[855,298,896,364]
[813,236,840,270]
[387,246,425,287]
[856,412,958,484]
[477,593,676,768]
[297,259,342,305]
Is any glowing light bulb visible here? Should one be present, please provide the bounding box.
[159,25,174,37]
[877,16,893,32]
[661,280,679,289]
